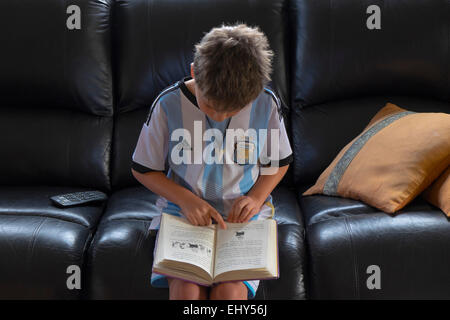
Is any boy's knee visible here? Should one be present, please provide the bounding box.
[168,278,207,300]
[210,282,247,300]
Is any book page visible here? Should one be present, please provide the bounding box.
[159,213,216,275]
[213,219,269,277]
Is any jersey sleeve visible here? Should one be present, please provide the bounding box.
[131,101,168,173]
[259,98,293,171]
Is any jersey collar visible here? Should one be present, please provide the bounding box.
[179,76,199,108]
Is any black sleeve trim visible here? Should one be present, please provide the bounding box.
[260,154,293,168]
[131,160,164,174]
[278,154,294,167]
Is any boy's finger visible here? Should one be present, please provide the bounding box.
[198,215,206,226]
[211,210,227,229]
[203,214,211,226]
[201,212,210,226]
[241,207,259,222]
[229,197,246,222]
[234,198,249,221]
[238,204,252,222]
[236,197,249,213]
[187,214,198,226]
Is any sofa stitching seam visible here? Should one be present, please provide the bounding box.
[344,217,360,298]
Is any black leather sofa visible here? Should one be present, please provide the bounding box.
[290,0,450,299]
[0,0,448,300]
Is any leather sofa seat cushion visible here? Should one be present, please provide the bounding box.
[299,194,378,227]
[0,186,105,299]
[299,194,450,299]
[87,185,306,299]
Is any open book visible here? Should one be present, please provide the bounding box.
[152,212,279,286]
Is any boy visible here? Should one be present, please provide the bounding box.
[131,23,293,300]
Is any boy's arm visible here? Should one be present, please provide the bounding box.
[227,164,289,223]
[131,100,226,228]
[227,94,293,223]
[131,169,227,229]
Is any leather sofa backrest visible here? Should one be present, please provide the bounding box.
[0,0,114,190]
[0,0,114,115]
[113,0,292,190]
[289,0,450,189]
[113,0,291,114]
[290,0,450,109]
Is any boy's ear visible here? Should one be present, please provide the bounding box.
[190,62,195,78]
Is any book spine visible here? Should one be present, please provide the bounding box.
[276,220,280,279]
[213,275,279,286]
[152,269,212,287]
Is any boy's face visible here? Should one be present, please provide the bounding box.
[190,63,241,122]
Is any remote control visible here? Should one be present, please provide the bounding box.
[50,190,108,208]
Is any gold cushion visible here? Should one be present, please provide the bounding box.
[423,167,450,216]
[303,103,450,213]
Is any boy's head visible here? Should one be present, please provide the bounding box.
[191,23,274,119]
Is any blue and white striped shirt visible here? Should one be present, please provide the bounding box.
[132,76,293,229]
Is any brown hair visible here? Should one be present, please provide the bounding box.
[193,22,274,112]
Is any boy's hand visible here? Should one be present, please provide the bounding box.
[227,195,264,223]
[179,195,227,229]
